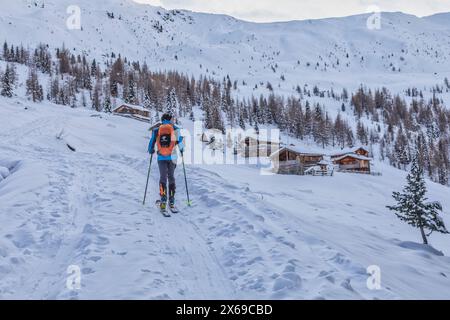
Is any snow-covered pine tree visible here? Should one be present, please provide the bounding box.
[165,88,179,117]
[356,121,369,145]
[238,109,245,130]
[313,104,324,144]
[48,77,60,103]
[203,93,224,133]
[26,66,43,102]
[321,113,332,148]
[143,93,152,110]
[304,100,312,138]
[435,138,449,186]
[1,63,16,98]
[334,114,345,149]
[102,81,112,113]
[92,81,102,111]
[346,128,355,148]
[387,152,449,245]
[33,44,52,75]
[103,97,111,113]
[91,59,98,77]
[2,41,9,61]
[127,74,137,105]
[394,127,410,169]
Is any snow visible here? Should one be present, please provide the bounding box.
[270,146,325,159]
[1,96,450,299]
[330,147,369,156]
[1,1,450,300]
[332,154,372,161]
[0,166,9,181]
[396,241,444,257]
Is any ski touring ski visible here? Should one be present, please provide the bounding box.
[169,206,179,214]
[155,200,171,217]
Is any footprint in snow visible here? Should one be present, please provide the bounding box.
[95,236,110,246]
[8,230,35,249]
[87,256,102,262]
[82,267,95,275]
[271,263,302,296]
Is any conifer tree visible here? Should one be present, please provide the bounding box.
[1,63,16,98]
[26,66,43,102]
[165,88,179,117]
[387,153,449,245]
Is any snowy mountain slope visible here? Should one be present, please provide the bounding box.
[1,0,450,93]
[1,97,449,299]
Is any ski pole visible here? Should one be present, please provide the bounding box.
[181,151,192,206]
[143,154,153,205]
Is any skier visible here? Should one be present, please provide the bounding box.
[148,113,184,213]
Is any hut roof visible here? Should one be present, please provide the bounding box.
[318,159,330,165]
[113,103,148,113]
[333,153,372,162]
[270,147,323,159]
[330,146,369,157]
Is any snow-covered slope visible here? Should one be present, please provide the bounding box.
[1,96,449,299]
[1,0,450,92]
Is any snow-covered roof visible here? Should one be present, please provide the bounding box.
[270,146,324,159]
[113,103,148,113]
[333,154,372,162]
[330,146,368,156]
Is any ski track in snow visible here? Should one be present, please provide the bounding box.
[185,165,396,299]
[1,101,450,299]
[0,113,235,299]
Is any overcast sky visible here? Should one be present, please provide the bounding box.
[133,0,450,22]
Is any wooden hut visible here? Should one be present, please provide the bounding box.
[270,147,324,175]
[332,154,372,173]
[113,104,150,121]
[331,147,370,159]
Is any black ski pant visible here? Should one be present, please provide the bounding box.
[158,160,177,203]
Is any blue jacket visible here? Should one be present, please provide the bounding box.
[148,120,184,161]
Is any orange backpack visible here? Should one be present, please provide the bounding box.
[157,124,176,156]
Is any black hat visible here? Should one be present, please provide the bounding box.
[161,113,173,122]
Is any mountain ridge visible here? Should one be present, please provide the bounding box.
[1,1,450,93]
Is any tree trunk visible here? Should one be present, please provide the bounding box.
[419,225,428,245]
